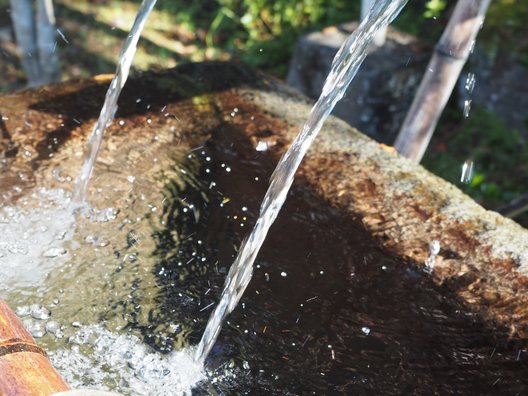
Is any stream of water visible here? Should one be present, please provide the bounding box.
[195,0,409,363]
[71,0,157,206]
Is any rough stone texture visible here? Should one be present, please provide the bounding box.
[287,22,430,143]
[1,62,528,340]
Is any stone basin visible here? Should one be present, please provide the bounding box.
[0,62,527,393]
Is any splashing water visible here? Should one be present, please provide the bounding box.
[0,188,74,288]
[71,0,157,206]
[50,325,204,395]
[195,0,409,364]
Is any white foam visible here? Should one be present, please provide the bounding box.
[0,188,74,288]
[50,325,205,395]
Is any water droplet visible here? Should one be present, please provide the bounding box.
[361,326,371,335]
[256,141,269,152]
[460,160,474,184]
[469,39,476,54]
[465,73,476,93]
[463,99,472,118]
[429,240,441,255]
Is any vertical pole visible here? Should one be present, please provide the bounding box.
[394,0,491,162]
[36,0,61,83]
[9,0,43,86]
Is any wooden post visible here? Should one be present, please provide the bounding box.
[394,0,491,162]
[36,0,61,83]
[9,0,43,86]
[0,300,70,395]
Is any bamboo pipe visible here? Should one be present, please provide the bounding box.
[0,300,70,396]
[394,0,491,162]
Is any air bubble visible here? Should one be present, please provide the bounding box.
[30,304,51,320]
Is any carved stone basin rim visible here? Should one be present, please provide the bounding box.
[1,61,527,339]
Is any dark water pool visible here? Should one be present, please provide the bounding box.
[128,123,528,395]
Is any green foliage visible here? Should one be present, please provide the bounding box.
[209,0,359,72]
[125,0,528,74]
[132,0,359,74]
[423,0,447,19]
[423,107,528,210]
[483,0,528,46]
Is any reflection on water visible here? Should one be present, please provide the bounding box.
[1,122,527,394]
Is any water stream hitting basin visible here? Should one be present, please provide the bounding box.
[0,0,527,393]
[1,118,527,393]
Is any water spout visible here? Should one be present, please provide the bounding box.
[71,0,157,207]
[194,0,408,364]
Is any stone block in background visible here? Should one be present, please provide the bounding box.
[287,22,431,144]
[463,47,528,136]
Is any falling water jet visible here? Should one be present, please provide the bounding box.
[195,0,409,364]
[71,0,157,208]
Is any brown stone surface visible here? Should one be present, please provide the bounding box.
[0,61,527,344]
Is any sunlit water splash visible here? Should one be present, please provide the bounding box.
[71,0,157,206]
[195,0,409,363]
[0,188,74,288]
[49,325,204,395]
